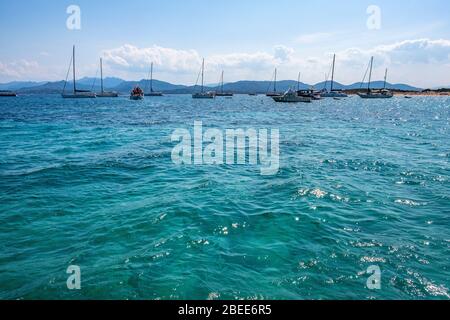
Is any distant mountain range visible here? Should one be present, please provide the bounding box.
[0,81,46,91]
[76,77,125,88]
[0,77,433,94]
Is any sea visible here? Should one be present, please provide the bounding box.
[0,94,449,300]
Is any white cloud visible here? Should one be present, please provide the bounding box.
[101,44,297,83]
[97,39,450,87]
[0,60,41,80]
[1,38,449,87]
[273,45,295,62]
[321,38,450,86]
[102,44,296,73]
[102,44,201,73]
[338,38,450,67]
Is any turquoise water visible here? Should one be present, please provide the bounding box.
[0,94,449,300]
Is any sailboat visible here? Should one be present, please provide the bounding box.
[145,62,163,97]
[357,57,393,99]
[192,59,215,99]
[62,45,96,98]
[321,54,348,98]
[97,58,118,97]
[266,68,282,97]
[215,71,233,97]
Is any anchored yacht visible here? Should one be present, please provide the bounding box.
[62,46,96,98]
[192,59,215,99]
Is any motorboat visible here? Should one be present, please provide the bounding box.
[130,86,144,100]
[273,88,311,103]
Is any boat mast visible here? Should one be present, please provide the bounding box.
[73,45,76,93]
[274,68,277,92]
[100,58,104,94]
[150,62,154,92]
[201,58,204,93]
[367,56,374,92]
[383,68,388,89]
[221,70,224,94]
[297,72,301,91]
[331,54,336,92]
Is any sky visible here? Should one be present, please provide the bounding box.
[0,0,450,87]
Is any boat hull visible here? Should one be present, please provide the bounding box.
[266,92,282,97]
[273,96,311,103]
[62,92,96,98]
[321,91,348,98]
[297,90,321,100]
[0,91,17,97]
[130,95,144,100]
[357,92,393,99]
[145,92,164,97]
[97,92,119,98]
[215,93,234,97]
[192,93,215,99]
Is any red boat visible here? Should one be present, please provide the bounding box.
[130,86,144,100]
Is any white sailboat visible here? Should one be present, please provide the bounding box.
[215,71,233,97]
[321,54,348,98]
[266,68,282,97]
[97,58,118,98]
[192,59,215,99]
[357,57,393,99]
[145,62,163,97]
[62,45,96,99]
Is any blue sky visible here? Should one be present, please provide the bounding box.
[1,0,450,87]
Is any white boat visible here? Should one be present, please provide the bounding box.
[145,62,163,97]
[266,68,282,97]
[321,54,348,98]
[321,91,348,98]
[192,59,215,99]
[192,91,215,99]
[273,88,311,103]
[62,46,96,99]
[97,58,118,98]
[358,89,394,99]
[215,71,233,97]
[62,91,97,98]
[357,57,393,99]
